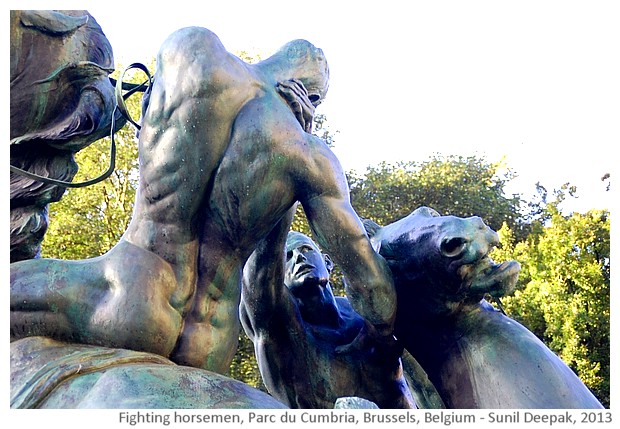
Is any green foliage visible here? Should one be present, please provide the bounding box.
[494,202,610,407]
[313,113,338,147]
[347,155,523,234]
[41,63,145,259]
[237,50,262,64]
[227,332,267,392]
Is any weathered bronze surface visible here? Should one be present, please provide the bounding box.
[10,10,123,262]
[11,336,287,409]
[366,207,603,409]
[241,212,414,408]
[11,26,396,376]
[10,15,602,409]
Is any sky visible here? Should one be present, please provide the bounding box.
[11,1,619,215]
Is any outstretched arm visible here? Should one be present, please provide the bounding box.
[240,206,298,340]
[299,150,397,337]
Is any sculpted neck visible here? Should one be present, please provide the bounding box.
[299,299,341,327]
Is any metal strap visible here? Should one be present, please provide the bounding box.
[9,63,152,188]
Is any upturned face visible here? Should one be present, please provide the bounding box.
[284,233,333,296]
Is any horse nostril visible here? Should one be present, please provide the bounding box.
[488,230,500,247]
[441,236,467,257]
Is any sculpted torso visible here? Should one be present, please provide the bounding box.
[251,295,411,409]
[11,27,256,359]
[172,88,347,370]
[240,224,413,409]
[11,26,395,375]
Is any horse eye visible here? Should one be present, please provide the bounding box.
[286,250,293,260]
[441,237,467,257]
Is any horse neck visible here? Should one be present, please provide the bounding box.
[394,275,468,362]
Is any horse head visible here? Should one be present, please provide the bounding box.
[365,207,520,321]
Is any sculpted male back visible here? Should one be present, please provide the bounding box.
[11,27,396,374]
[163,28,396,371]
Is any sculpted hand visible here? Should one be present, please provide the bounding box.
[335,320,399,357]
[276,79,315,133]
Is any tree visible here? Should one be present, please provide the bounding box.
[227,332,267,391]
[493,203,610,407]
[41,64,144,259]
[313,113,338,148]
[348,155,523,233]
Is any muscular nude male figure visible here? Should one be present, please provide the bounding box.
[11,27,396,373]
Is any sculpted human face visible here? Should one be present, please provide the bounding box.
[267,39,330,105]
[299,47,329,107]
[284,233,333,296]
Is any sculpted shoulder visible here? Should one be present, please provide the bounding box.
[253,120,345,200]
[292,134,349,198]
[228,91,324,155]
[153,27,259,103]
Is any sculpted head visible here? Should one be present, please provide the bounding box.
[285,231,333,289]
[365,207,521,318]
[262,39,330,106]
[284,231,335,300]
[10,10,119,149]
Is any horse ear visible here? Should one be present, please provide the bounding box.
[20,10,88,36]
[362,218,382,252]
[363,218,381,238]
[412,206,441,217]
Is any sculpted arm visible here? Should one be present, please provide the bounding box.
[240,207,298,340]
[300,147,397,336]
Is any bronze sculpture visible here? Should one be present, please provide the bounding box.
[241,210,415,408]
[10,10,123,262]
[9,13,604,409]
[11,26,396,376]
[365,207,603,408]
[10,336,287,409]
